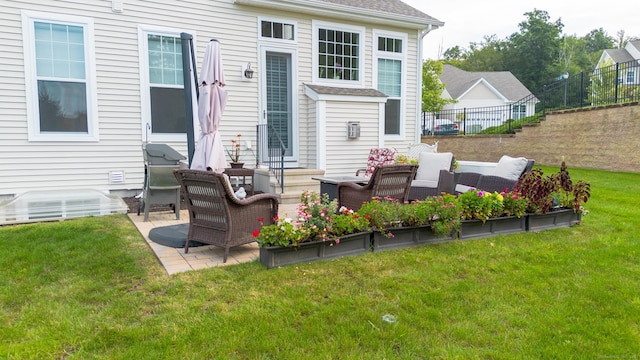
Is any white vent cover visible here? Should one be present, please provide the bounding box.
[109,171,125,184]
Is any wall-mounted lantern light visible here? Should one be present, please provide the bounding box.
[242,63,254,80]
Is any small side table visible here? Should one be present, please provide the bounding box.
[224,167,255,196]
[312,176,368,201]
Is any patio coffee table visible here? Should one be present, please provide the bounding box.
[312,176,368,202]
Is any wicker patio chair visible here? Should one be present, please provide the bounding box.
[173,169,279,262]
[456,157,535,194]
[338,164,418,211]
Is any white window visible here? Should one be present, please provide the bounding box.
[139,26,191,142]
[22,11,98,141]
[626,70,635,84]
[374,31,407,137]
[260,19,295,41]
[313,21,364,86]
[512,104,527,120]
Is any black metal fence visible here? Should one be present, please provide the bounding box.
[423,59,640,136]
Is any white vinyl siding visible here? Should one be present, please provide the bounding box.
[22,10,98,142]
[1,0,422,196]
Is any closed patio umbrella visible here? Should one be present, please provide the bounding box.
[190,40,228,173]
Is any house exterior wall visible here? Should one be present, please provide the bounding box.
[1,0,425,197]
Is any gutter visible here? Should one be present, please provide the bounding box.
[415,24,436,143]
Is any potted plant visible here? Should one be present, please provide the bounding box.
[513,160,591,231]
[226,133,243,168]
[457,189,527,239]
[257,191,372,268]
[409,194,460,243]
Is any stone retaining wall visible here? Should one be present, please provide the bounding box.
[427,102,640,173]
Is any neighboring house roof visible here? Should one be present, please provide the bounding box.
[597,39,640,67]
[602,48,636,63]
[440,64,534,102]
[233,0,444,29]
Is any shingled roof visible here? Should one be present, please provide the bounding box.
[234,0,443,29]
[313,0,441,22]
[441,64,534,102]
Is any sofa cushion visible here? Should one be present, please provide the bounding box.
[492,155,528,181]
[415,152,453,183]
[411,179,438,189]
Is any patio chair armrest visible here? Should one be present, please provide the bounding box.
[456,172,482,187]
[437,170,455,194]
[337,182,371,211]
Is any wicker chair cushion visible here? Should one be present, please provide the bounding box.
[415,152,453,183]
[492,155,529,181]
[363,148,397,178]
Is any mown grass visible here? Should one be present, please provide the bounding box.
[1,166,639,359]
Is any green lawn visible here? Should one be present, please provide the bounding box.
[1,167,639,359]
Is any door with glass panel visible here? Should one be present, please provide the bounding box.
[261,49,297,163]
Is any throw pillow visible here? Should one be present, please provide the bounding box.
[364,147,397,177]
[492,155,528,181]
[415,152,453,183]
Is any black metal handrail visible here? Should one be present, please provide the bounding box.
[256,124,286,193]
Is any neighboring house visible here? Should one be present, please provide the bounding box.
[596,39,640,85]
[435,64,537,131]
[0,0,444,200]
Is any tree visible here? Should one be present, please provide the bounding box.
[504,9,564,94]
[421,60,456,113]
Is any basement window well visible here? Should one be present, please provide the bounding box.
[0,189,128,225]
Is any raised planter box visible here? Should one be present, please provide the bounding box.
[372,226,419,251]
[259,231,372,269]
[459,216,527,240]
[526,208,582,231]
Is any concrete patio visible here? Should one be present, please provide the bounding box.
[128,203,299,275]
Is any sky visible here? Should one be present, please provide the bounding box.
[401,0,640,59]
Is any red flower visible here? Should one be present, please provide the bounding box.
[365,215,371,219]
[257,217,264,222]
[252,229,260,237]
[274,215,279,221]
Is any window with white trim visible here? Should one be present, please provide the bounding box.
[141,29,187,137]
[375,33,406,136]
[313,22,364,84]
[512,104,526,120]
[22,11,98,141]
[261,20,295,41]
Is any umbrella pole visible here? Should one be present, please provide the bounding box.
[180,32,199,167]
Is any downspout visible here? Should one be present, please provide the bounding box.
[416,25,434,144]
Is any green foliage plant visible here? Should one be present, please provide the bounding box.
[331,206,371,238]
[458,189,504,222]
[500,190,528,218]
[358,196,403,238]
[256,190,338,247]
[425,194,461,237]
